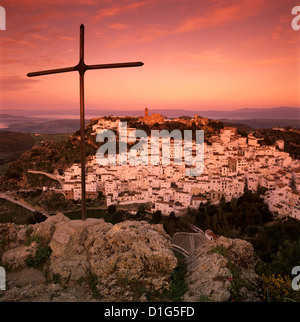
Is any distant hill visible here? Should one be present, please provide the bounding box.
[1,106,299,119]
[115,107,299,120]
[146,107,300,119]
[0,119,89,134]
[218,119,300,129]
[0,107,298,133]
[196,107,300,120]
[0,114,47,122]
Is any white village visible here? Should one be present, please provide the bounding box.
[58,110,300,221]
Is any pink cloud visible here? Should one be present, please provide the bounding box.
[108,23,129,30]
[176,0,275,34]
[0,75,39,91]
[93,1,153,20]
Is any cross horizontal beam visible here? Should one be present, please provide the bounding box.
[27,66,75,77]
[27,62,143,77]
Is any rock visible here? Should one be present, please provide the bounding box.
[49,218,109,280]
[32,213,70,244]
[1,244,37,270]
[214,236,256,269]
[87,220,177,300]
[0,214,263,302]
[139,293,148,302]
[0,214,177,302]
[183,236,262,302]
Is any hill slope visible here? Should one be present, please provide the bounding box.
[0,132,35,165]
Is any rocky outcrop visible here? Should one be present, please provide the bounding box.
[183,236,263,302]
[0,214,177,302]
[0,214,263,302]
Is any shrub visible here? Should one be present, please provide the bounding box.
[25,245,52,269]
[261,274,300,302]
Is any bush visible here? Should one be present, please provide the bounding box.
[152,210,162,224]
[261,274,300,302]
[25,245,51,269]
[107,205,117,214]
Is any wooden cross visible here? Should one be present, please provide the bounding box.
[27,24,143,221]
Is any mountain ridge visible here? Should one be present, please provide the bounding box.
[1,106,299,119]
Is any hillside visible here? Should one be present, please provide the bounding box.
[0,132,35,165]
[0,132,68,166]
[254,127,300,159]
[0,117,225,190]
[0,125,96,191]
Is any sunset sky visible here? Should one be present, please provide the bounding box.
[0,0,299,114]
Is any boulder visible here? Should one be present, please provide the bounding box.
[0,214,177,301]
[184,236,262,302]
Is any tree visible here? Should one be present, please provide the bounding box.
[169,211,176,221]
[107,204,116,214]
[27,211,47,224]
[97,191,104,200]
[111,210,125,224]
[290,177,296,191]
[152,210,162,224]
[136,204,146,219]
[270,239,300,276]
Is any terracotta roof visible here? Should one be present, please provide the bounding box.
[277,183,286,189]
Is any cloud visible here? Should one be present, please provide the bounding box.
[94,0,280,47]
[175,0,273,34]
[108,23,129,30]
[0,75,39,91]
[31,34,49,41]
[93,1,153,20]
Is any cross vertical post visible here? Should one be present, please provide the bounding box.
[79,24,86,221]
[27,24,143,221]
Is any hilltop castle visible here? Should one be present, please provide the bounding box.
[139,108,164,125]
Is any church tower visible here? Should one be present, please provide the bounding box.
[145,107,149,117]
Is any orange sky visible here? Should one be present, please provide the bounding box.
[0,0,299,113]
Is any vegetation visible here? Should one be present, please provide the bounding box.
[25,244,52,269]
[25,230,52,269]
[87,270,102,299]
[147,251,188,302]
[0,129,96,190]
[0,131,69,166]
[0,198,35,225]
[254,128,300,160]
[210,245,247,301]
[189,190,273,238]
[19,190,78,213]
[62,207,125,225]
[0,131,35,166]
[166,251,189,301]
[261,274,300,302]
